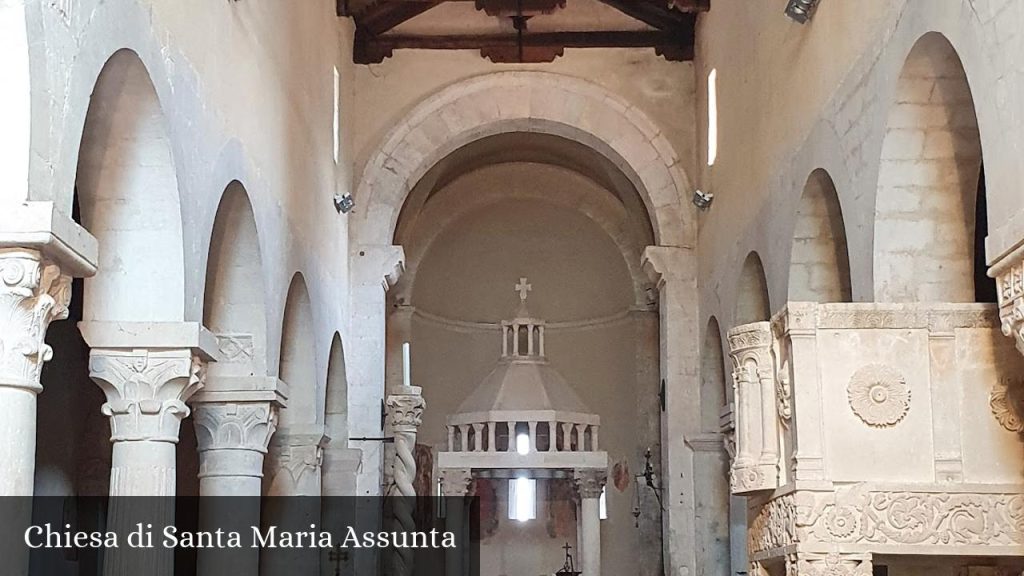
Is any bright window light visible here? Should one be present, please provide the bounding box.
[332,66,341,164]
[516,432,530,455]
[707,68,718,167]
[508,477,537,522]
[599,486,608,520]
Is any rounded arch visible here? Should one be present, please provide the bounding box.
[700,317,728,433]
[278,274,319,428]
[873,32,984,303]
[735,253,770,326]
[203,181,269,376]
[789,169,852,303]
[324,333,348,442]
[74,48,185,322]
[353,71,692,248]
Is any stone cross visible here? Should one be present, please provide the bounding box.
[516,277,532,302]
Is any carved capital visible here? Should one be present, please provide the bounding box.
[89,348,205,442]
[573,469,607,499]
[995,254,1024,355]
[266,431,329,494]
[0,248,71,391]
[193,401,278,453]
[386,389,425,432]
[439,468,473,497]
[787,553,872,576]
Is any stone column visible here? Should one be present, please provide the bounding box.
[87,347,206,576]
[386,385,425,576]
[642,246,700,576]
[0,249,73,495]
[439,468,473,576]
[262,428,328,576]
[574,469,606,576]
[192,400,278,576]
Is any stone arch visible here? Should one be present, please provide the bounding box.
[74,48,185,322]
[700,317,728,432]
[278,274,319,428]
[789,169,852,303]
[353,71,692,248]
[395,162,651,308]
[735,253,770,325]
[874,32,983,303]
[203,181,269,377]
[324,333,348,443]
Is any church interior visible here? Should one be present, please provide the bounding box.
[3,0,1024,575]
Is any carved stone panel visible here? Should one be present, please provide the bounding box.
[727,321,780,495]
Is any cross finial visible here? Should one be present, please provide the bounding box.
[515,277,532,302]
[562,542,572,555]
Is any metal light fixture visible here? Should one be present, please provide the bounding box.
[334,193,355,214]
[631,448,665,527]
[785,0,821,24]
[692,189,714,211]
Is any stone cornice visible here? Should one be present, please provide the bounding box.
[0,201,98,277]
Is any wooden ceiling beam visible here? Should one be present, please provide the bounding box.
[350,1,448,35]
[593,0,693,30]
[355,29,694,64]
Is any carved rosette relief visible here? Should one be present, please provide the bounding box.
[847,364,910,428]
[727,321,780,495]
[990,377,1024,433]
[0,249,72,390]
[89,349,205,442]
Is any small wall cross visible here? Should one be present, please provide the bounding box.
[515,277,532,302]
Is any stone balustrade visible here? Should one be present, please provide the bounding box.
[445,412,600,453]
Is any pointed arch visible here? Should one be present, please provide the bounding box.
[701,317,728,432]
[324,333,348,441]
[790,169,852,303]
[874,32,984,303]
[735,253,770,325]
[203,181,269,376]
[278,274,318,428]
[74,48,185,322]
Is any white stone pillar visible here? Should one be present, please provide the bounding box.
[0,249,73,495]
[439,468,472,576]
[262,428,328,576]
[642,246,700,576]
[0,205,97,576]
[574,469,606,576]
[192,400,277,576]
[386,385,425,576]
[88,347,206,576]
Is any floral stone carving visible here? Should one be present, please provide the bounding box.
[990,377,1024,433]
[847,364,910,428]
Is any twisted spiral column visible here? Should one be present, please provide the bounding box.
[386,386,425,576]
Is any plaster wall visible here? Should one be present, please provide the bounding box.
[696,0,1024,329]
[401,189,664,576]
[23,0,354,418]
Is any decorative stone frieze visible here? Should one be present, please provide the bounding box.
[786,553,873,576]
[89,348,205,442]
[749,488,1024,556]
[727,321,780,495]
[0,248,71,391]
[846,364,910,428]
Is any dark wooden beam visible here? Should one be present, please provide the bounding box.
[593,0,693,30]
[355,29,694,63]
[354,1,447,35]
